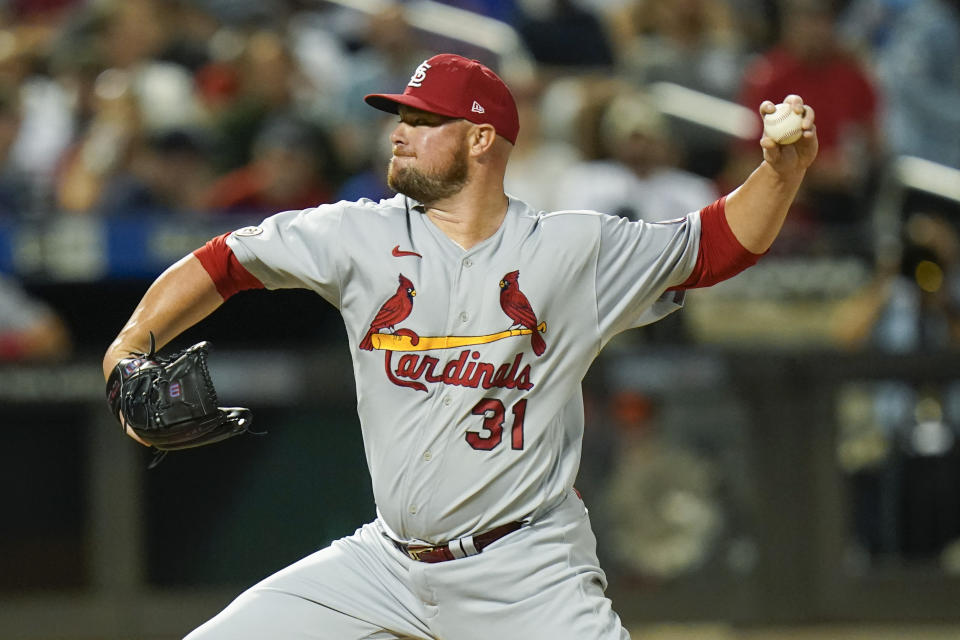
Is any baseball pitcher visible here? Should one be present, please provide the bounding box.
[103,54,818,639]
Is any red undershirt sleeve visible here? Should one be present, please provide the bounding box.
[670,196,764,290]
[193,232,265,300]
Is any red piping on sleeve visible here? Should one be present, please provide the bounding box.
[670,196,763,290]
[193,232,264,300]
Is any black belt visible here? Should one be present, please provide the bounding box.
[386,521,524,563]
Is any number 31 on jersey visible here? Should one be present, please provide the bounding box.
[467,398,527,451]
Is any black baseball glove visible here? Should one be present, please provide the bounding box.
[106,334,254,466]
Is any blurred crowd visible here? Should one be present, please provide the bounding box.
[0,0,959,359]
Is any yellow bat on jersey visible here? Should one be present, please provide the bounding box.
[370,322,547,352]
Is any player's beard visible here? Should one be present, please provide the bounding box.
[387,140,469,205]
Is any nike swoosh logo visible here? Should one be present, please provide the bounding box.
[392,245,422,258]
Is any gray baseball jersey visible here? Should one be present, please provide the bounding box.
[226,193,700,545]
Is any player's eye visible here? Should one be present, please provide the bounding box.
[399,111,450,128]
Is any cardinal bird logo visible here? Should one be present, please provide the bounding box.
[499,270,546,356]
[359,274,417,351]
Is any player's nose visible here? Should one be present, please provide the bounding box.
[390,122,409,146]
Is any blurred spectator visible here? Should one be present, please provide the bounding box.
[724,0,780,51]
[0,273,71,361]
[0,83,30,216]
[99,0,169,70]
[0,18,78,216]
[838,0,914,59]
[503,76,582,211]
[153,1,220,73]
[515,0,616,68]
[54,67,142,214]
[53,0,206,214]
[873,0,960,170]
[289,5,433,175]
[615,0,747,100]
[598,390,722,581]
[208,29,306,173]
[4,0,83,20]
[204,115,335,215]
[555,88,718,221]
[611,0,750,177]
[834,213,960,351]
[726,0,880,254]
[334,114,396,204]
[97,129,215,217]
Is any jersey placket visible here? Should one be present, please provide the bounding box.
[389,214,461,539]
[402,247,483,541]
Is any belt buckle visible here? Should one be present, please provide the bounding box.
[406,545,431,561]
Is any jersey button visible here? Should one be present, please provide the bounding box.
[423,450,432,461]
[409,505,418,515]
[459,311,469,323]
[463,258,473,268]
[442,396,452,407]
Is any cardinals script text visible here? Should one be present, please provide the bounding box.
[384,349,534,393]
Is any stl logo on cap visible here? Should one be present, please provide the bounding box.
[365,53,520,144]
[408,61,431,88]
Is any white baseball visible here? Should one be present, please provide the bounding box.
[763,103,804,145]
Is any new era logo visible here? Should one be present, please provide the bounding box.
[471,101,485,114]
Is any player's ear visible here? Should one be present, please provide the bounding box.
[467,123,497,156]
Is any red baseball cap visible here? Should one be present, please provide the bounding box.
[365,53,520,145]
